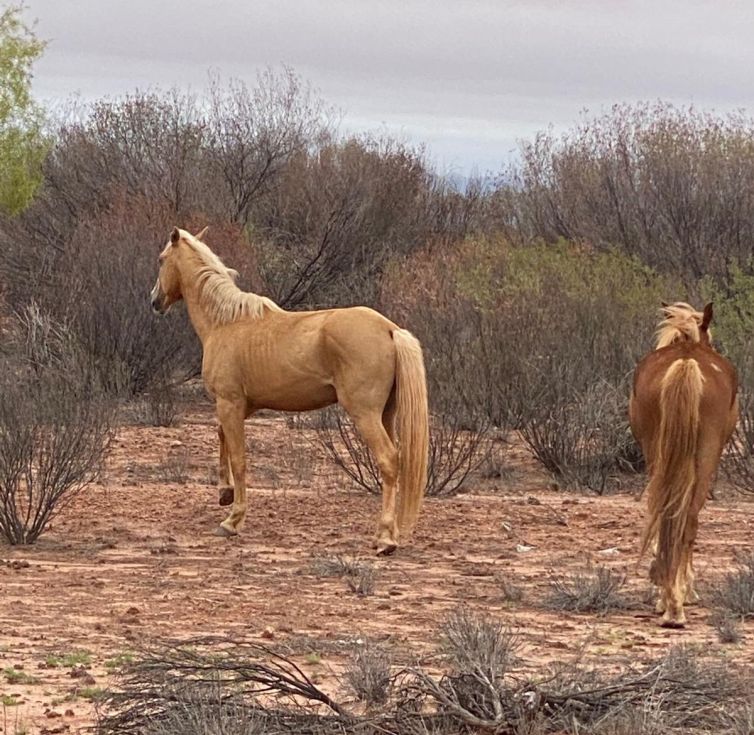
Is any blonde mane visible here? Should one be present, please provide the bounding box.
[180,231,282,326]
[655,302,706,349]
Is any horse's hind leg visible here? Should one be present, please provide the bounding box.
[350,409,399,556]
[215,398,248,537]
[218,425,235,507]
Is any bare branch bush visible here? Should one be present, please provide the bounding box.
[495,103,754,283]
[544,564,630,615]
[709,551,754,619]
[252,135,437,309]
[344,644,392,707]
[96,636,754,735]
[309,554,378,597]
[0,310,114,545]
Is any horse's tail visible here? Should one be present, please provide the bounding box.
[640,358,703,587]
[392,328,429,536]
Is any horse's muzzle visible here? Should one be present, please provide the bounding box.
[150,294,165,315]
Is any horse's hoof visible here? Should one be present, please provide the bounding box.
[218,487,234,506]
[376,542,397,557]
[660,618,686,629]
[214,524,238,538]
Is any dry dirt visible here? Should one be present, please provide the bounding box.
[1,407,752,734]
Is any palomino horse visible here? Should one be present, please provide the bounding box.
[150,227,429,555]
[629,302,738,627]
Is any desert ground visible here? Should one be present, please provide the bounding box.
[0,404,752,734]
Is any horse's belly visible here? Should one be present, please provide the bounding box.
[251,382,337,412]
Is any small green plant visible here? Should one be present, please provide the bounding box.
[78,686,105,701]
[45,650,92,668]
[304,653,321,666]
[104,652,135,671]
[3,668,38,685]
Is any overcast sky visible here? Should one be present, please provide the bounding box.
[23,0,754,175]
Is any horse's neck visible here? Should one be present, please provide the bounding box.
[182,282,215,345]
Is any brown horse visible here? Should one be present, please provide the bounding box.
[150,227,429,555]
[629,302,738,627]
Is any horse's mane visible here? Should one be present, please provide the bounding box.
[182,231,282,326]
[655,302,705,349]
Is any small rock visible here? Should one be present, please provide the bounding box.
[516,544,535,553]
[260,627,275,640]
[169,440,184,448]
[64,709,75,717]
[526,496,542,506]
[597,547,620,556]
[45,710,62,719]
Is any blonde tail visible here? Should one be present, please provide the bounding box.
[641,358,703,587]
[392,329,429,536]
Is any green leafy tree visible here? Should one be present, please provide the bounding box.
[0,4,46,214]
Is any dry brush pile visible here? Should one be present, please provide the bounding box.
[96,611,754,735]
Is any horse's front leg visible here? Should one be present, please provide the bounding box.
[217,425,235,507]
[214,398,248,537]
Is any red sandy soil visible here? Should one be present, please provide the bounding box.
[1,407,752,734]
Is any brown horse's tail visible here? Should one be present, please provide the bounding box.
[392,329,429,537]
[641,358,703,586]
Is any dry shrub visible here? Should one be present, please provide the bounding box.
[499,103,754,282]
[344,644,392,706]
[440,607,520,681]
[309,554,377,597]
[313,406,492,499]
[253,136,436,309]
[710,551,754,619]
[545,564,629,615]
[97,638,754,735]
[709,610,743,645]
[702,266,754,491]
[0,309,114,544]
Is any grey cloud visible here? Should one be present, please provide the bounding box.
[25,0,754,172]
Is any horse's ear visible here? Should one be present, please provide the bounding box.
[661,300,669,308]
[170,227,181,245]
[226,268,240,282]
[701,302,713,331]
[194,226,209,241]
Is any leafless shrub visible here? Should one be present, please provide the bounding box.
[253,135,435,309]
[96,637,754,735]
[498,103,754,282]
[497,576,525,605]
[517,377,638,494]
[309,554,366,578]
[710,551,754,619]
[545,564,629,615]
[309,554,377,596]
[345,565,377,597]
[155,448,191,486]
[343,644,392,706]
[314,405,491,499]
[128,379,180,428]
[440,607,520,681]
[0,315,114,545]
[710,610,743,644]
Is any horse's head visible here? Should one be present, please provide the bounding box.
[150,226,208,314]
[657,301,713,348]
